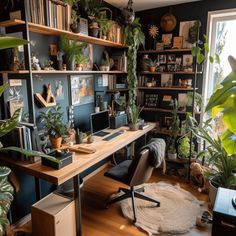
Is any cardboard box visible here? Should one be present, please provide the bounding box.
[32,193,76,236]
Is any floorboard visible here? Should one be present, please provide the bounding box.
[81,167,212,236]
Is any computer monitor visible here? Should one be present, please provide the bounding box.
[90,110,110,136]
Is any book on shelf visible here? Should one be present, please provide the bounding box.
[111,52,127,71]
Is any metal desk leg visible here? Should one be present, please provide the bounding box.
[34,177,42,201]
[73,175,82,236]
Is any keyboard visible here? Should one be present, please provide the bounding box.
[102,130,125,141]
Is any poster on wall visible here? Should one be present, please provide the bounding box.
[70,75,94,106]
[179,20,197,48]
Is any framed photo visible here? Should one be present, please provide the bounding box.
[70,75,94,106]
[179,21,197,48]
[183,54,193,72]
[178,93,187,110]
[158,65,166,72]
[158,54,166,64]
[156,42,164,51]
[167,64,177,72]
[173,36,183,49]
[49,43,57,56]
[9,79,22,87]
[165,116,173,129]
[167,54,176,63]
[162,34,172,48]
[161,74,173,87]
[8,99,24,117]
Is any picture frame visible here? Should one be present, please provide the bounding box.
[158,65,166,72]
[167,64,177,72]
[161,74,173,87]
[70,75,94,106]
[167,54,176,63]
[49,43,57,56]
[158,54,166,64]
[179,20,197,48]
[8,99,24,117]
[165,116,173,129]
[162,34,172,48]
[178,93,187,110]
[173,36,183,49]
[9,79,22,87]
[183,54,193,72]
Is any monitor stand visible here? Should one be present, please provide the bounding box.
[94,130,110,137]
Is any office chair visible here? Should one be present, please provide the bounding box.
[104,149,160,223]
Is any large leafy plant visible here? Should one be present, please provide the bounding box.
[0,36,59,235]
[124,18,145,124]
[205,56,236,155]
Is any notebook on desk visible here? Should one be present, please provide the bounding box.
[67,145,96,154]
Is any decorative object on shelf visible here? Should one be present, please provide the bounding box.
[160,12,177,32]
[161,74,173,87]
[183,54,193,72]
[162,34,173,49]
[69,0,80,33]
[178,93,187,111]
[156,42,164,51]
[43,59,54,70]
[100,50,113,71]
[141,54,151,71]
[70,75,94,106]
[31,54,41,70]
[122,0,135,25]
[158,54,166,64]
[145,94,158,108]
[172,36,183,49]
[40,105,67,149]
[87,134,94,144]
[149,24,159,49]
[49,43,58,56]
[35,83,56,107]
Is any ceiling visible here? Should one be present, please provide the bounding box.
[104,0,201,12]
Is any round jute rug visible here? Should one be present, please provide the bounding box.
[118,182,203,235]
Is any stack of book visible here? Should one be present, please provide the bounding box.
[25,0,72,31]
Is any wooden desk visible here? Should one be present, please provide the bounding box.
[0,123,155,236]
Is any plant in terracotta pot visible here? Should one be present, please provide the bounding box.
[40,106,67,149]
[75,53,88,71]
[146,58,159,72]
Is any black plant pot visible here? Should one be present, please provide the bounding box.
[89,27,99,38]
[70,22,80,33]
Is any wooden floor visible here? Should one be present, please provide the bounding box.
[81,166,212,236]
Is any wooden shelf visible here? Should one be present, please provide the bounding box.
[138,86,194,91]
[0,70,127,75]
[142,107,200,115]
[106,89,129,93]
[138,48,192,54]
[0,19,127,48]
[140,71,200,75]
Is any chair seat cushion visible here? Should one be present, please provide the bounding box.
[104,160,132,184]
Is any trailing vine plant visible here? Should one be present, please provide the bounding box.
[124,18,145,124]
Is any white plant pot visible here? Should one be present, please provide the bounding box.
[168,152,177,160]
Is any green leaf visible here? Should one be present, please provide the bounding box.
[205,72,236,111]
[204,42,209,53]
[0,146,60,163]
[215,53,220,64]
[191,46,200,57]
[0,84,9,97]
[0,36,28,50]
[209,55,214,63]
[220,130,236,155]
[197,53,205,64]
[0,109,22,138]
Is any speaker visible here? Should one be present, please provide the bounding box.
[109,114,127,129]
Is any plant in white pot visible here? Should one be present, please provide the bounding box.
[40,106,67,149]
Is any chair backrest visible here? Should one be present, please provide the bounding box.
[128,149,154,187]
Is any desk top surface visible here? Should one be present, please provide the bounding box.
[0,123,155,185]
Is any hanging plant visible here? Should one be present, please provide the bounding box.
[124,18,145,125]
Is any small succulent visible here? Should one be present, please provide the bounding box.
[146,58,159,67]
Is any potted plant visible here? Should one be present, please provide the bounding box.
[75,53,88,71]
[43,59,54,70]
[40,106,67,149]
[60,34,86,70]
[99,50,113,71]
[146,58,159,72]
[167,99,180,160]
[128,104,142,131]
[97,11,112,40]
[65,0,80,33]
